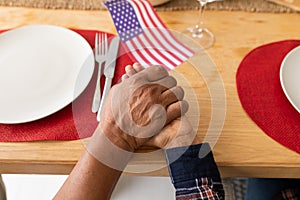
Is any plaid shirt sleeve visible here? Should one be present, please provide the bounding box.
[165,143,224,200]
[273,188,300,200]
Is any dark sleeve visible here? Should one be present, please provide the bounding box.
[165,143,224,200]
[272,188,300,200]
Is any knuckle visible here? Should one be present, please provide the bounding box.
[154,65,168,75]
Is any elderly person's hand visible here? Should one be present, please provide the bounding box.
[146,116,200,149]
[55,64,196,200]
[121,63,200,150]
[95,65,188,152]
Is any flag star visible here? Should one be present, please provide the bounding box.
[105,0,143,42]
[104,0,193,69]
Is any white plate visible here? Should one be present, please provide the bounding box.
[0,25,94,124]
[280,45,300,113]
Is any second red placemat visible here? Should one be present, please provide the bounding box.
[236,40,300,154]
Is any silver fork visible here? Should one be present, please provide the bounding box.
[92,32,108,113]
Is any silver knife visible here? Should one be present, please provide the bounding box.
[97,36,120,121]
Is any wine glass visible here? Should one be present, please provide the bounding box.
[183,0,216,50]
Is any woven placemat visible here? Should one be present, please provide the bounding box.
[0,0,297,12]
[157,0,296,12]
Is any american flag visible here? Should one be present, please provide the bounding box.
[104,0,195,70]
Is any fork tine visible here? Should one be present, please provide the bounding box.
[101,33,104,55]
[95,33,99,55]
[104,33,108,54]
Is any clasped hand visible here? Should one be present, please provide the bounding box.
[97,65,196,152]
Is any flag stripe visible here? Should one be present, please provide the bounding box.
[138,34,178,67]
[130,0,193,61]
[141,0,194,58]
[126,41,148,65]
[158,27,195,58]
[131,37,158,65]
[139,0,193,58]
[146,28,183,63]
[132,5,182,66]
[104,0,195,70]
[135,35,167,66]
[129,0,183,64]
[126,39,151,65]
[132,0,165,29]
[128,0,179,68]
[128,37,160,66]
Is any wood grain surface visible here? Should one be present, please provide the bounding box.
[0,7,299,177]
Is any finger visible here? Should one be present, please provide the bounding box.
[121,74,129,81]
[125,65,137,76]
[125,65,133,71]
[154,76,177,91]
[140,65,168,81]
[160,86,184,107]
[166,100,189,125]
[133,63,145,72]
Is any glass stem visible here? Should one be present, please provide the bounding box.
[196,1,207,33]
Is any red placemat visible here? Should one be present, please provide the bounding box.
[236,40,300,154]
[0,29,134,142]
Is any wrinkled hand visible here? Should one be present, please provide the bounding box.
[98,66,188,152]
[145,115,200,149]
[120,63,200,150]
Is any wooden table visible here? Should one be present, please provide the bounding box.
[0,6,299,178]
